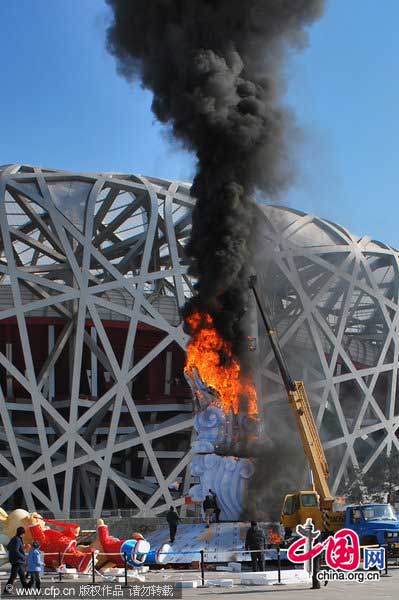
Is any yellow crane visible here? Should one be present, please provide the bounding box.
[249,277,344,536]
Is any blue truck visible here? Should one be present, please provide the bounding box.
[344,503,399,549]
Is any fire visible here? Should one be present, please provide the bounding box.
[268,529,282,546]
[185,312,258,415]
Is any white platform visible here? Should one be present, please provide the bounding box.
[206,578,234,587]
[147,522,287,564]
[175,580,198,588]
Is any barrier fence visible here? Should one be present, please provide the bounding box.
[0,548,293,588]
[0,545,391,589]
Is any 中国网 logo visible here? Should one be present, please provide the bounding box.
[287,518,385,584]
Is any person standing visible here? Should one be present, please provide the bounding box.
[27,541,43,591]
[245,521,266,572]
[166,507,180,543]
[203,495,214,528]
[3,526,28,593]
[209,489,221,523]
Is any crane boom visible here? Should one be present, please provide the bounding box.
[249,276,334,509]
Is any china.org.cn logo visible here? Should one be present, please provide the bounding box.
[287,518,385,583]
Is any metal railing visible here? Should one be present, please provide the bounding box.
[0,548,295,589]
[0,545,391,590]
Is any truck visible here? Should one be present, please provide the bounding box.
[249,276,399,550]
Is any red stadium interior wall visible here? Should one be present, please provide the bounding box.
[0,318,190,406]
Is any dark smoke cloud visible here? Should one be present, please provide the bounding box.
[246,439,307,521]
[105,0,325,362]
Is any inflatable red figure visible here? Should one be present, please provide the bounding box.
[96,519,150,567]
[28,514,94,573]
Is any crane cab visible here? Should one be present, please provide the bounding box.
[281,491,322,537]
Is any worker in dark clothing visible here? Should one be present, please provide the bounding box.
[203,495,214,528]
[3,526,28,593]
[166,507,180,543]
[209,489,221,523]
[245,521,266,572]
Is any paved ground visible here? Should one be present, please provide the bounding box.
[175,567,398,599]
[182,579,393,599]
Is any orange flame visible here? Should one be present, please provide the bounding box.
[185,312,258,415]
[268,529,282,545]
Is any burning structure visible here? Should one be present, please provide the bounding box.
[184,368,255,520]
[105,0,326,517]
[184,313,261,519]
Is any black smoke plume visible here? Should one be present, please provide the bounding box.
[106,0,324,361]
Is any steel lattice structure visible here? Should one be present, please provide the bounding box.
[254,204,399,496]
[0,165,195,518]
[0,165,397,516]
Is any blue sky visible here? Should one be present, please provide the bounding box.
[0,1,398,246]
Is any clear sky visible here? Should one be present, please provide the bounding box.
[0,1,398,247]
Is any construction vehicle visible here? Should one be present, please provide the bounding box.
[249,276,399,547]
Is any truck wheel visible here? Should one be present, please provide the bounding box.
[360,535,378,546]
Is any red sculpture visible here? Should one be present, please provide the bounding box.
[28,514,94,573]
[96,519,150,567]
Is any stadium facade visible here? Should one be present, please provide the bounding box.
[0,165,397,517]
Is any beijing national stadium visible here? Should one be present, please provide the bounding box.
[0,164,397,518]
